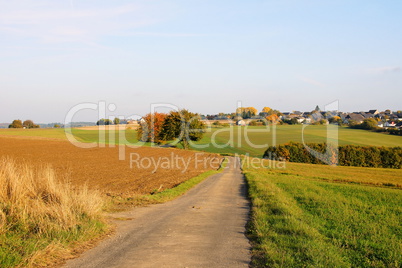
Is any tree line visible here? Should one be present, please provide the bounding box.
[96,118,126,125]
[263,142,402,169]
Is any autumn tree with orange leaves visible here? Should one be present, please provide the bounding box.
[261,107,272,114]
[266,114,279,123]
[236,107,257,119]
[137,112,167,143]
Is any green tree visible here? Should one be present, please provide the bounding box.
[22,120,39,128]
[96,119,113,125]
[9,120,23,128]
[23,120,33,128]
[159,109,205,149]
[360,118,378,130]
[113,118,120,125]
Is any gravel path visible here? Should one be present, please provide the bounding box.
[64,157,251,268]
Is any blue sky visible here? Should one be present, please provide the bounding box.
[1,0,401,123]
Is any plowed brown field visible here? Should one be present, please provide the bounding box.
[0,136,222,197]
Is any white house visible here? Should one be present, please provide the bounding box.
[384,121,396,128]
[236,120,246,126]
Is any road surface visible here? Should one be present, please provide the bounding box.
[64,157,251,268]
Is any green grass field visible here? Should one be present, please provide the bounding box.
[1,125,401,157]
[191,125,402,156]
[243,158,402,267]
[0,128,139,145]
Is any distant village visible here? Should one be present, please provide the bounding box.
[199,108,402,129]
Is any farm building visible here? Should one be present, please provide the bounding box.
[236,120,246,126]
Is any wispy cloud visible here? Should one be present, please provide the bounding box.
[123,32,206,37]
[368,66,401,74]
[0,2,159,45]
[298,75,326,87]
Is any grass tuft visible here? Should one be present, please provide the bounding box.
[0,157,107,267]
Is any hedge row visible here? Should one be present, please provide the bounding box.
[263,142,402,169]
[389,128,402,136]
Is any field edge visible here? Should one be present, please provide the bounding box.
[107,157,227,210]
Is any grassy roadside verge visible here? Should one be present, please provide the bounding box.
[109,157,228,210]
[0,158,107,268]
[243,157,402,267]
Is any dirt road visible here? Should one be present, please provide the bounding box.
[64,157,250,268]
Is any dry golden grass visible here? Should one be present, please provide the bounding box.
[0,157,106,267]
[0,158,104,233]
